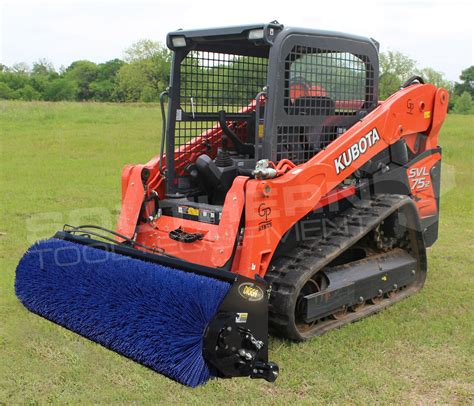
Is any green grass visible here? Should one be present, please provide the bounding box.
[1,101,473,403]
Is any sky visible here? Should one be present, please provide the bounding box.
[0,0,473,81]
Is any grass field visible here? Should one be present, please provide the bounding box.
[1,101,473,404]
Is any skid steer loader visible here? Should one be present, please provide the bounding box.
[16,22,448,387]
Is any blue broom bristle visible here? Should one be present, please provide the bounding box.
[15,238,231,387]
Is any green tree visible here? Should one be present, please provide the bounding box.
[0,82,15,99]
[379,51,417,99]
[454,66,474,97]
[15,85,41,101]
[10,62,30,74]
[64,60,98,100]
[416,67,452,91]
[116,40,171,101]
[91,59,124,101]
[0,70,29,91]
[30,59,59,96]
[97,59,124,80]
[32,59,55,76]
[43,78,77,101]
[453,91,473,114]
[115,63,147,101]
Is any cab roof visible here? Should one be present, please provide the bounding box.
[166,22,379,56]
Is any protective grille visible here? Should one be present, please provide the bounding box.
[174,119,249,165]
[179,51,268,113]
[277,125,343,164]
[277,45,375,164]
[174,51,268,168]
[175,120,219,154]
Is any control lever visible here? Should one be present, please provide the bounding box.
[218,110,254,157]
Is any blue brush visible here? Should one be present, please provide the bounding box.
[15,238,230,387]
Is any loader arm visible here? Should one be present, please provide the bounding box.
[237,83,448,278]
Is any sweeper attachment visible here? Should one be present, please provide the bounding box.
[16,22,449,386]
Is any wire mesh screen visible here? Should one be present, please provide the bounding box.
[276,45,375,164]
[277,125,346,164]
[173,51,268,168]
[179,51,267,112]
[174,119,249,168]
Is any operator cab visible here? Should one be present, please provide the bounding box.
[164,23,278,205]
[161,23,379,213]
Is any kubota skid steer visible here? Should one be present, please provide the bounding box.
[16,22,448,387]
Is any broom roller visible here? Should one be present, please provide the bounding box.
[15,234,278,387]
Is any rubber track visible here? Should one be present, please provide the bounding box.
[265,194,425,341]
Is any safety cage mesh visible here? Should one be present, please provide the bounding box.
[173,51,268,168]
[276,45,375,164]
[179,51,268,112]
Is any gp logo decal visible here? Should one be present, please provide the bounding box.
[258,202,272,231]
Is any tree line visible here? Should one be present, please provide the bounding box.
[0,40,170,103]
[379,51,473,114]
[0,39,472,114]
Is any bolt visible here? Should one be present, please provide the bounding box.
[378,289,383,296]
[411,269,416,275]
[227,326,232,331]
[358,296,364,304]
[393,284,398,290]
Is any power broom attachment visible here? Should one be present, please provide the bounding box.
[15,231,278,387]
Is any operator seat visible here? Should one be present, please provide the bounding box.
[282,95,337,162]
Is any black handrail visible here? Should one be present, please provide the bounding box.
[159,90,169,176]
[255,90,267,161]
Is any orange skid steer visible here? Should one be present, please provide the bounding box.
[16,22,448,386]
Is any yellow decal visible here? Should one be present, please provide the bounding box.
[243,286,259,298]
[381,275,388,281]
[238,283,264,301]
[258,124,264,139]
[236,313,248,323]
[424,111,431,119]
[187,207,199,216]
